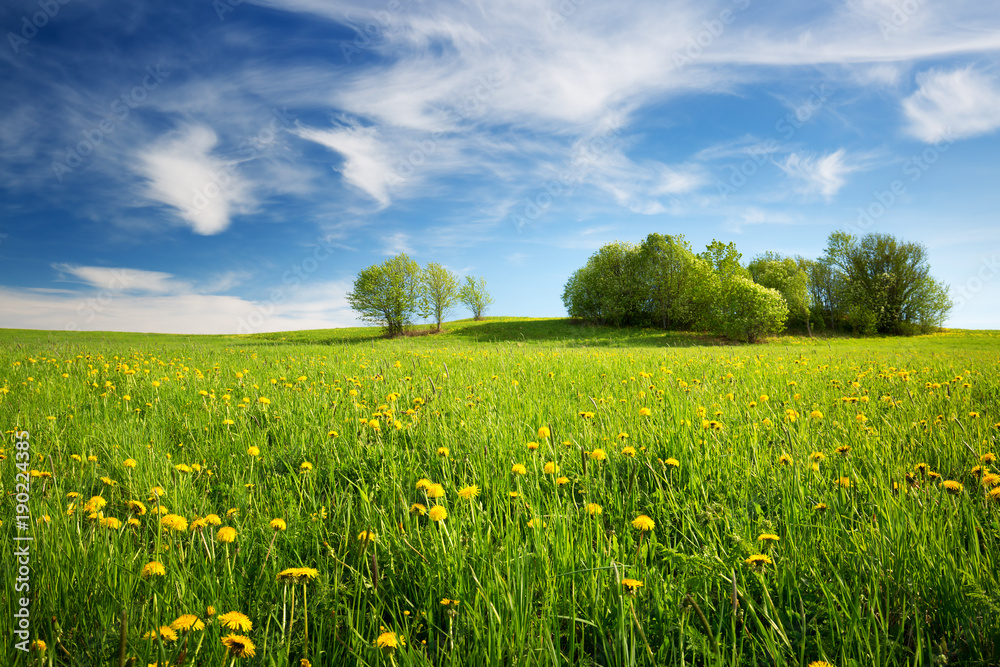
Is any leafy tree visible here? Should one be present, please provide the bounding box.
[346,254,422,337]
[699,239,749,281]
[638,233,717,330]
[562,241,645,326]
[749,252,810,334]
[823,231,952,334]
[421,262,460,331]
[715,275,789,343]
[800,256,844,330]
[459,275,494,321]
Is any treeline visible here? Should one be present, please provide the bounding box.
[562,231,952,342]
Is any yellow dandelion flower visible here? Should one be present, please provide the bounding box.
[621,578,644,593]
[745,554,772,569]
[217,526,237,543]
[299,461,313,473]
[836,477,852,488]
[543,461,558,474]
[537,426,550,438]
[631,515,655,531]
[810,410,823,419]
[638,407,652,417]
[586,503,602,516]
[358,530,376,543]
[376,631,401,653]
[426,483,445,499]
[758,533,780,543]
[160,514,188,532]
[981,452,996,464]
[665,458,680,468]
[205,513,222,525]
[555,476,569,485]
[415,478,432,491]
[123,458,137,468]
[171,614,205,632]
[622,446,637,457]
[247,446,260,457]
[141,561,166,578]
[218,611,252,632]
[143,626,178,642]
[429,505,447,522]
[526,441,539,450]
[437,447,449,457]
[410,503,427,515]
[270,518,287,531]
[589,449,607,461]
[221,633,256,658]
[511,463,527,475]
[942,480,963,495]
[458,485,480,500]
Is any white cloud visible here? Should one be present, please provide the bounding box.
[52,264,181,294]
[902,68,1000,143]
[295,122,394,207]
[0,279,359,335]
[777,149,856,199]
[139,125,253,235]
[383,232,413,255]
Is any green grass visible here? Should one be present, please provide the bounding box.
[2,317,999,666]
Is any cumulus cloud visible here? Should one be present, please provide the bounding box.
[902,68,1000,143]
[139,125,253,235]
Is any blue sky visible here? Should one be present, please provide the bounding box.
[2,0,999,333]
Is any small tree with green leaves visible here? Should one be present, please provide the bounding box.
[346,254,422,337]
[748,252,811,334]
[421,262,460,331]
[715,275,789,343]
[459,276,494,321]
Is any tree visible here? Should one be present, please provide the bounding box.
[748,252,811,334]
[800,256,844,330]
[421,262,460,331]
[699,239,749,281]
[715,275,789,343]
[822,231,952,334]
[637,233,717,330]
[346,254,422,337]
[459,275,494,321]
[562,241,645,326]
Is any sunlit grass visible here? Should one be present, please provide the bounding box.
[1,320,999,665]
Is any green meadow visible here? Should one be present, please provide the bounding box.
[2,319,999,666]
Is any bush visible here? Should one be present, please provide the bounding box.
[715,275,789,343]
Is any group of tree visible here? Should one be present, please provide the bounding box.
[347,254,494,336]
[562,231,952,342]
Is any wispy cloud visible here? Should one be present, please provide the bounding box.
[139,125,253,235]
[902,67,1000,143]
[776,149,857,199]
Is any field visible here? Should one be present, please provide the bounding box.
[2,318,1000,666]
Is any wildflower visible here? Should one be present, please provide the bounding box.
[778,453,793,466]
[358,530,376,543]
[257,397,270,405]
[835,445,851,456]
[218,611,252,632]
[942,480,963,495]
[761,418,772,427]
[150,486,165,497]
[458,485,480,500]
[171,614,205,632]
[618,432,629,440]
[586,503,602,516]
[127,518,140,527]
[160,514,188,532]
[990,488,1000,501]
[813,503,827,512]
[526,441,539,451]
[127,500,147,516]
[745,554,772,569]
[100,517,121,529]
[810,452,825,463]
[578,411,595,419]
[205,514,222,525]
[144,626,178,642]
[511,463,527,475]
[124,458,137,468]
[426,483,445,499]
[84,496,107,513]
[758,533,780,543]
[555,476,569,485]
[437,447,449,457]
[538,426,551,438]
[217,526,237,543]
[410,503,427,516]
[429,506,447,522]
[247,446,260,457]
[30,640,46,652]
[638,407,652,417]
[836,477,852,488]
[982,452,997,464]
[376,631,402,653]
[914,462,930,476]
[527,518,546,528]
[221,634,256,658]
[175,464,192,473]
[508,491,520,499]
[622,446,637,457]
[665,458,679,468]
[621,578,644,593]
[270,518,287,531]
[810,410,823,419]
[416,478,432,491]
[631,515,655,531]
[808,662,834,667]
[277,567,320,582]
[982,473,1000,488]
[589,449,607,461]
[299,461,313,473]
